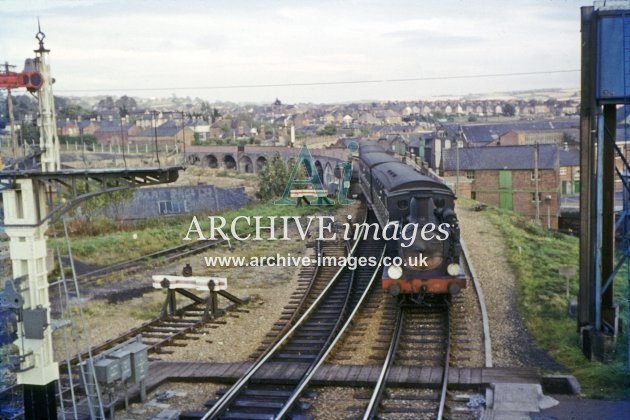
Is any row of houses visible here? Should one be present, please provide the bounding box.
[57,117,195,147]
[367,118,584,230]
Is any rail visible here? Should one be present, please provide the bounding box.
[362,306,403,419]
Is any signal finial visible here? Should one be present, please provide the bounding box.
[35,18,49,53]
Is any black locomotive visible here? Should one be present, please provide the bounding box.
[356,140,465,303]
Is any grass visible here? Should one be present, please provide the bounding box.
[475,200,630,398]
[53,200,332,266]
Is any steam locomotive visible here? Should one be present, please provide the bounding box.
[356,140,465,304]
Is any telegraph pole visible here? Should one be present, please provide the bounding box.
[3,62,18,157]
[534,142,540,224]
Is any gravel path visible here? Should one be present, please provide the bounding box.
[457,202,566,371]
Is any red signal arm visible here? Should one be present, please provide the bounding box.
[0,71,43,91]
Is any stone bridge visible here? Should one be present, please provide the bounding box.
[185,145,348,188]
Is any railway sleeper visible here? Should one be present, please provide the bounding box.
[396,354,444,361]
[159,341,188,347]
[282,339,326,345]
[399,342,443,349]
[300,323,337,330]
[230,399,287,409]
[279,346,322,353]
[273,353,318,361]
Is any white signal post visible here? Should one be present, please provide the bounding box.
[1,28,60,416]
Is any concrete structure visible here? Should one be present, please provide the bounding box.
[101,185,247,220]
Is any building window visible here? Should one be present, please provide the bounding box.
[559,167,567,176]
[471,191,477,200]
[158,201,186,215]
[531,192,542,202]
[465,170,475,179]
[574,168,580,180]
[531,171,541,180]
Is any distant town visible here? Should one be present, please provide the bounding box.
[0,87,589,231]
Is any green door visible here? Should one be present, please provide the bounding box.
[499,170,513,210]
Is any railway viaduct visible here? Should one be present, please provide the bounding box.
[184,145,348,187]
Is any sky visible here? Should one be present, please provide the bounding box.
[0,0,595,104]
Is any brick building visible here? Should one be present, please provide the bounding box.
[442,144,560,228]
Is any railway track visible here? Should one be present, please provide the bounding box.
[56,293,249,418]
[249,240,348,360]
[196,229,385,419]
[329,237,491,419]
[361,302,451,420]
[65,238,223,285]
[55,233,350,417]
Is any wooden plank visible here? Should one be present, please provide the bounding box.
[346,365,363,386]
[395,366,411,385]
[329,365,350,383]
[356,365,375,385]
[208,363,235,378]
[314,364,331,382]
[180,362,201,378]
[419,366,432,384]
[459,368,471,385]
[471,368,482,384]
[258,362,287,380]
[448,367,460,384]
[222,362,244,379]
[233,361,251,378]
[287,363,309,381]
[429,367,443,384]
[407,366,422,384]
[253,363,276,379]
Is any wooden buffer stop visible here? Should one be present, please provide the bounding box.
[152,265,248,320]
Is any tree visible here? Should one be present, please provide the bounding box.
[19,120,39,145]
[97,96,115,110]
[11,94,37,120]
[58,103,89,120]
[54,96,68,111]
[257,153,289,200]
[115,96,138,117]
[78,184,134,220]
[502,103,516,117]
[0,90,5,129]
[221,123,231,140]
[318,124,337,136]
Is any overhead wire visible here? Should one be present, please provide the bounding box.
[55,69,581,93]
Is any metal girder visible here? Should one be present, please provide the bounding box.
[0,166,183,226]
[579,5,628,362]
